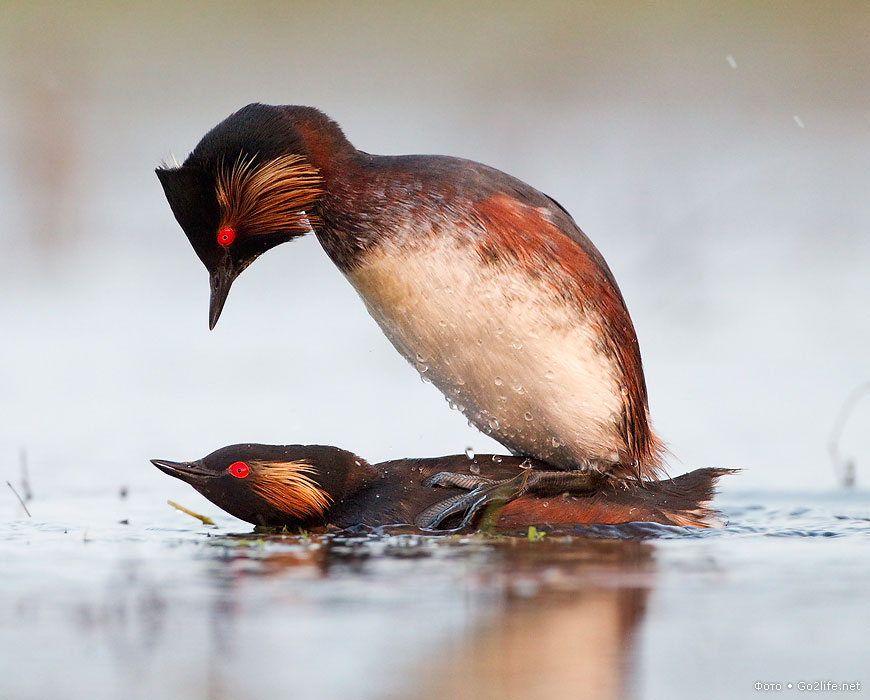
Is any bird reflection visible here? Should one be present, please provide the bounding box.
[409,538,652,700]
[199,532,653,700]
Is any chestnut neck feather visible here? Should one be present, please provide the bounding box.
[300,151,662,476]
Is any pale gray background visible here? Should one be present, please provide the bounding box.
[2,1,868,495]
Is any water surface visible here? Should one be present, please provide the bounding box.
[2,489,867,700]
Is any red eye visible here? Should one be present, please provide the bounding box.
[217,227,236,247]
[229,461,249,478]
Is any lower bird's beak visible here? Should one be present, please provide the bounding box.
[208,261,237,330]
[151,459,212,485]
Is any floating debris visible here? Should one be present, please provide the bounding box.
[6,481,31,518]
[167,500,216,526]
[527,526,546,541]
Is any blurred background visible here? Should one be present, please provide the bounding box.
[1,0,868,496]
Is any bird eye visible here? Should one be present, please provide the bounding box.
[217,227,236,247]
[228,461,249,478]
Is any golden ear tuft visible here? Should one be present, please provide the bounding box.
[247,460,332,520]
[215,154,323,236]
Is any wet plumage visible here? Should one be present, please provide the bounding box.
[152,444,734,530]
[157,104,663,480]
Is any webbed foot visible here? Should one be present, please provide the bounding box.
[415,469,603,531]
[415,472,528,531]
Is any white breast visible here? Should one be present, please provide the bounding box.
[346,237,626,469]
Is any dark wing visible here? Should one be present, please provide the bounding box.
[459,160,661,472]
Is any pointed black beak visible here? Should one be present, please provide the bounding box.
[208,261,237,330]
[151,459,213,485]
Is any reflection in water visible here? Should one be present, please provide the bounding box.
[415,588,646,700]
[409,539,652,700]
[192,533,654,700]
[1,492,868,699]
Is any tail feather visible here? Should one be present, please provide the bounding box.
[618,467,738,527]
[497,467,737,529]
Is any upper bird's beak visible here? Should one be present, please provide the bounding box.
[208,261,237,330]
[151,459,212,485]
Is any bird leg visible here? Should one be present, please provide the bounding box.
[421,472,497,490]
[415,469,601,531]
